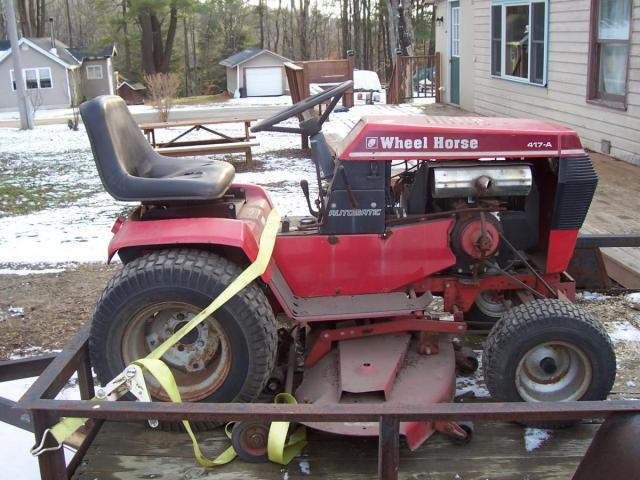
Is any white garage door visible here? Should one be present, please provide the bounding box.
[245,66,283,97]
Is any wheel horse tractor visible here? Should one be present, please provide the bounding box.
[80,81,616,460]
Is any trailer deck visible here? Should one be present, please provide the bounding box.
[73,419,600,479]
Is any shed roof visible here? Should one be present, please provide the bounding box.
[219,48,290,67]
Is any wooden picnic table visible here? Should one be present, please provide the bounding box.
[138,116,259,164]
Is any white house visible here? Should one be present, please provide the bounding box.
[433,0,640,165]
[0,37,116,110]
[220,48,292,97]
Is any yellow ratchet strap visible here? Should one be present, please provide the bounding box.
[34,209,305,466]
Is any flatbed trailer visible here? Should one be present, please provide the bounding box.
[2,316,639,480]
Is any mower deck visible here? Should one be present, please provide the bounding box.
[296,335,456,450]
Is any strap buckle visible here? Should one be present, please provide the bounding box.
[30,428,62,457]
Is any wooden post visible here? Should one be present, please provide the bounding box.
[435,52,441,104]
[394,53,402,104]
[344,51,355,108]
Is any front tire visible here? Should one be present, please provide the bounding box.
[90,248,277,431]
[483,299,616,427]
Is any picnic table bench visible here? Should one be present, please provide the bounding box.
[138,117,259,164]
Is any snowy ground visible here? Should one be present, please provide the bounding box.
[0,102,424,271]
[0,95,295,122]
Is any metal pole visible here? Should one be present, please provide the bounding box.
[378,415,400,480]
[4,0,34,129]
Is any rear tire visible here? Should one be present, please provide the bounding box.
[90,248,277,432]
[483,299,616,428]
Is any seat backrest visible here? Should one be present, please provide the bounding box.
[80,96,156,198]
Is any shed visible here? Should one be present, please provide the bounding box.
[117,75,146,105]
[220,48,291,97]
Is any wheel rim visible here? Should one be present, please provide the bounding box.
[475,291,510,318]
[121,301,231,402]
[515,341,593,402]
[238,423,269,457]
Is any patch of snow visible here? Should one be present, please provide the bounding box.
[298,460,311,475]
[282,472,289,480]
[8,306,24,316]
[524,428,552,452]
[0,267,66,275]
[624,292,640,310]
[576,291,610,302]
[606,321,640,343]
[225,95,293,107]
[0,376,76,480]
[626,380,637,388]
[9,347,59,360]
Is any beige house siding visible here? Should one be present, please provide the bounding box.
[434,0,476,109]
[436,0,640,165]
[0,45,70,109]
[81,58,114,99]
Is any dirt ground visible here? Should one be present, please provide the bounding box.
[0,263,119,359]
[0,264,639,399]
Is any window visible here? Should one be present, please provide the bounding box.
[588,0,632,106]
[10,67,53,91]
[451,6,460,57]
[86,64,103,80]
[490,1,547,85]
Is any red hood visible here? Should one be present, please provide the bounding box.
[336,115,585,161]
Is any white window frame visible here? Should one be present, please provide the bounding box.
[491,0,548,86]
[86,64,103,80]
[451,6,461,58]
[10,67,53,91]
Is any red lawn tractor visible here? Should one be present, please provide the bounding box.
[80,81,616,457]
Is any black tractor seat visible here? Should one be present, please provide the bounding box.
[80,96,235,203]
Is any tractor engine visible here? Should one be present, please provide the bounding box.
[398,162,537,274]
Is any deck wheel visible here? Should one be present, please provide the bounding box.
[231,421,271,463]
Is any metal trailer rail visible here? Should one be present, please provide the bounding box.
[0,324,638,480]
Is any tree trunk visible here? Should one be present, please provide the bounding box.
[65,0,73,45]
[258,0,264,49]
[159,4,178,73]
[288,0,295,58]
[298,0,310,59]
[387,0,399,64]
[138,11,157,75]
[183,16,190,96]
[397,0,414,55]
[122,0,131,73]
[341,0,349,56]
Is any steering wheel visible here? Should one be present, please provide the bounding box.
[251,80,353,134]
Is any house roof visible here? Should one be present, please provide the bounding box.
[219,48,291,67]
[29,37,81,65]
[0,37,115,68]
[67,45,117,62]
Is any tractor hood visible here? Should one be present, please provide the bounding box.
[336,116,585,161]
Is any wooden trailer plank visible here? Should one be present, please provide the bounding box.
[73,420,598,479]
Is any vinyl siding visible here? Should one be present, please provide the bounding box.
[0,45,71,109]
[472,0,640,165]
[436,0,640,166]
